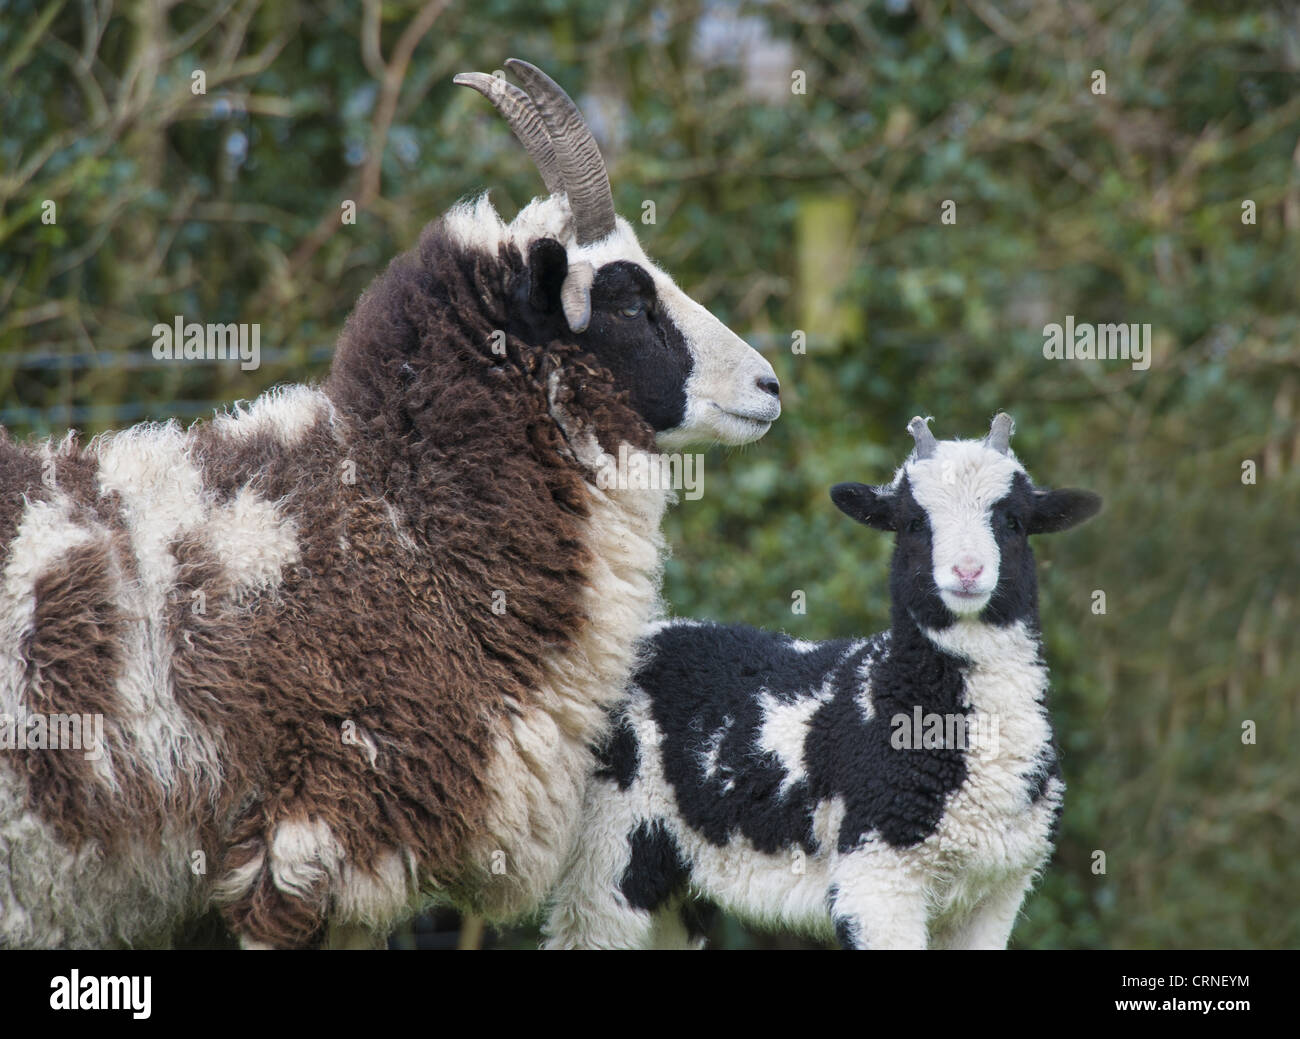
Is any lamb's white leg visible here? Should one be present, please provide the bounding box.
[542,880,657,950]
[827,851,928,950]
[542,784,658,950]
[932,873,1034,950]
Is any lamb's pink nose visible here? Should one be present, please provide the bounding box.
[953,563,984,585]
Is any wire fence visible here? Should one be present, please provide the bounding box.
[0,336,811,432]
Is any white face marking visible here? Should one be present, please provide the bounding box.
[444,196,780,449]
[905,441,1025,617]
[575,218,780,449]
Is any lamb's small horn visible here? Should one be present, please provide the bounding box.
[907,416,938,460]
[505,58,617,245]
[453,71,566,197]
[985,412,1015,455]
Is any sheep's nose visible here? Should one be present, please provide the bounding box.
[757,375,781,398]
[953,563,984,584]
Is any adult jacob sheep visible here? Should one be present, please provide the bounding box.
[0,60,781,949]
[544,414,1100,949]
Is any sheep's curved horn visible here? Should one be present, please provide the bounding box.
[505,58,617,245]
[453,71,566,198]
[907,416,938,460]
[985,412,1015,455]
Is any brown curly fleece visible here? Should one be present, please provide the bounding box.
[0,214,661,948]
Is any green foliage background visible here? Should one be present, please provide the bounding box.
[2,0,1296,949]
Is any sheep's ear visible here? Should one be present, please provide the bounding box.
[830,482,894,531]
[526,239,593,333]
[1028,488,1102,534]
[526,238,569,315]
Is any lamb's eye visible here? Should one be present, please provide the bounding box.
[1006,515,1022,532]
[907,517,925,534]
[619,303,644,319]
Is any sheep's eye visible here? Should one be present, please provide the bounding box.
[619,303,644,319]
[1006,515,1022,532]
[907,517,925,534]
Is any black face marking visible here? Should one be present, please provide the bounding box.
[884,477,952,632]
[876,473,1039,632]
[579,261,691,433]
[982,471,1040,628]
[512,243,692,433]
[633,621,969,856]
[619,819,689,912]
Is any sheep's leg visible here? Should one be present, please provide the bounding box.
[542,883,658,950]
[827,855,929,950]
[220,868,330,949]
[932,873,1034,950]
[544,884,701,950]
[541,835,663,951]
[215,815,344,949]
[541,792,672,949]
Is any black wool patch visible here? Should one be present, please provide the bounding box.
[619,819,689,912]
[681,899,719,942]
[1024,741,1061,805]
[634,620,971,856]
[827,886,863,949]
[593,708,640,791]
[804,624,969,852]
[635,623,858,854]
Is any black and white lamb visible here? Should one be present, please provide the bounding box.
[0,60,782,949]
[543,414,1100,949]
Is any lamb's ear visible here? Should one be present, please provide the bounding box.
[1028,488,1102,534]
[830,482,895,531]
